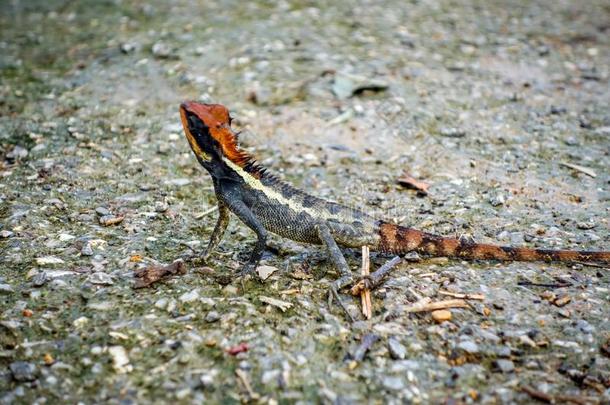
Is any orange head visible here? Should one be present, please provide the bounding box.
[179,101,250,167]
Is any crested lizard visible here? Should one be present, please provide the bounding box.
[179,101,609,295]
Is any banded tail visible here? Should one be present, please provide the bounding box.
[377,222,610,264]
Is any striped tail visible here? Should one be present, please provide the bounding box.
[376,222,610,264]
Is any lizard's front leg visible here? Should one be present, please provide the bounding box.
[202,201,231,262]
[225,198,267,276]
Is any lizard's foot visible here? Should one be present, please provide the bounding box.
[236,262,257,279]
[327,274,356,322]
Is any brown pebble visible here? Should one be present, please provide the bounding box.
[431,309,452,323]
[540,291,556,301]
[553,295,571,307]
[22,309,33,317]
[99,215,124,226]
[43,353,54,365]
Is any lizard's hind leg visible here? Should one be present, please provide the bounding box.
[316,223,354,290]
[316,223,355,322]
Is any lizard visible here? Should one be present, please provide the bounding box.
[178,101,609,297]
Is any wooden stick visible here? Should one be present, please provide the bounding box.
[360,246,372,319]
[438,290,485,301]
[404,298,468,313]
[351,256,401,296]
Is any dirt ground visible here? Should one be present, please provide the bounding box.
[1,0,609,403]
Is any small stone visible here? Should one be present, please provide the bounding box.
[32,272,48,287]
[553,295,571,307]
[154,298,168,309]
[388,337,407,360]
[58,233,75,242]
[431,309,452,323]
[81,242,94,256]
[120,42,137,53]
[457,340,479,354]
[489,193,505,207]
[87,272,114,285]
[95,207,110,216]
[99,215,124,226]
[256,265,278,281]
[0,284,15,294]
[108,346,131,373]
[576,221,595,230]
[180,289,200,303]
[575,319,594,334]
[165,178,191,186]
[439,127,466,138]
[205,311,220,323]
[0,230,14,238]
[494,359,515,373]
[43,353,54,366]
[152,41,172,58]
[73,316,89,328]
[154,201,168,213]
[36,256,65,266]
[382,376,405,391]
[9,361,37,382]
[223,285,238,295]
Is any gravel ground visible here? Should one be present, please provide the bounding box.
[1,0,609,403]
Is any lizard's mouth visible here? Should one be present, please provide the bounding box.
[179,104,212,161]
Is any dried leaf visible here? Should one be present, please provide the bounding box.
[133,260,186,289]
[259,296,293,312]
[397,171,430,195]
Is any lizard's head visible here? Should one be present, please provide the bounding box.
[179,101,250,167]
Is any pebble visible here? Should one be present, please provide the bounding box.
[180,289,200,303]
[81,242,94,256]
[87,272,114,285]
[457,340,479,354]
[152,41,172,58]
[575,320,594,334]
[99,215,124,226]
[388,337,407,360]
[9,361,37,382]
[6,145,28,161]
[165,178,190,186]
[0,230,14,238]
[0,284,15,294]
[154,298,168,309]
[154,201,169,213]
[32,272,48,287]
[489,193,505,207]
[36,256,65,266]
[256,265,278,281]
[205,311,220,323]
[95,207,110,216]
[494,359,515,373]
[431,310,452,323]
[439,127,466,138]
[553,295,571,307]
[382,376,405,391]
[108,346,132,373]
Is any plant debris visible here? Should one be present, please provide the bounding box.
[133,260,187,288]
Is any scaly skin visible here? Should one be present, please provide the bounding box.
[179,101,609,290]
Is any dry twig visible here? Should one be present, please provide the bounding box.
[360,246,372,319]
[404,298,468,313]
[350,256,401,296]
[438,290,485,300]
